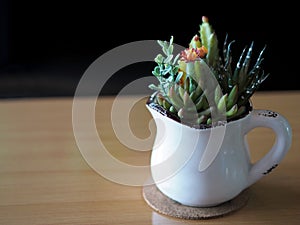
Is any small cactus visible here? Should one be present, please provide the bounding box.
[149,16,269,126]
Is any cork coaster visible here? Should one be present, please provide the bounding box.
[142,184,250,219]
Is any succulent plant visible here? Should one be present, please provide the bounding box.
[149,16,269,127]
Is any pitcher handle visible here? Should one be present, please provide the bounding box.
[242,109,292,187]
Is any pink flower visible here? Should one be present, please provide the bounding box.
[180,46,208,62]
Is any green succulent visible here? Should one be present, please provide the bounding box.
[149,16,269,127]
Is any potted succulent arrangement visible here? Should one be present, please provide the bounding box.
[148,16,268,126]
[145,16,292,211]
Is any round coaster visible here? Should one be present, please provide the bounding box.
[142,184,250,219]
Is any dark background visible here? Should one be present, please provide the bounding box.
[0,1,298,98]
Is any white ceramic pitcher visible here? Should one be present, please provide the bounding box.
[147,105,292,207]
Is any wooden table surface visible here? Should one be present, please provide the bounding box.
[0,91,299,225]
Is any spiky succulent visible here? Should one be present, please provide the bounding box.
[149,16,269,126]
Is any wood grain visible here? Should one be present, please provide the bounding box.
[0,91,299,225]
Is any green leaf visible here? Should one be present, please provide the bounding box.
[241,41,254,75]
[148,84,160,91]
[152,66,161,76]
[183,91,195,110]
[162,65,172,75]
[164,54,173,64]
[172,53,180,65]
[154,54,164,64]
[178,85,185,100]
[217,94,228,112]
[169,86,184,109]
[207,118,212,125]
[167,45,174,55]
[195,92,206,110]
[162,45,168,56]
[190,86,203,102]
[226,104,238,117]
[207,32,219,68]
[235,106,247,117]
[169,36,174,45]
[198,107,211,116]
[175,71,184,83]
[157,40,165,48]
[196,59,217,91]
[232,46,247,85]
[214,86,222,105]
[199,18,213,49]
[227,85,238,109]
[169,106,177,113]
[163,100,171,110]
[186,62,195,78]
[197,115,207,124]
[193,60,202,82]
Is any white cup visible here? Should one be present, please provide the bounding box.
[147,105,292,207]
